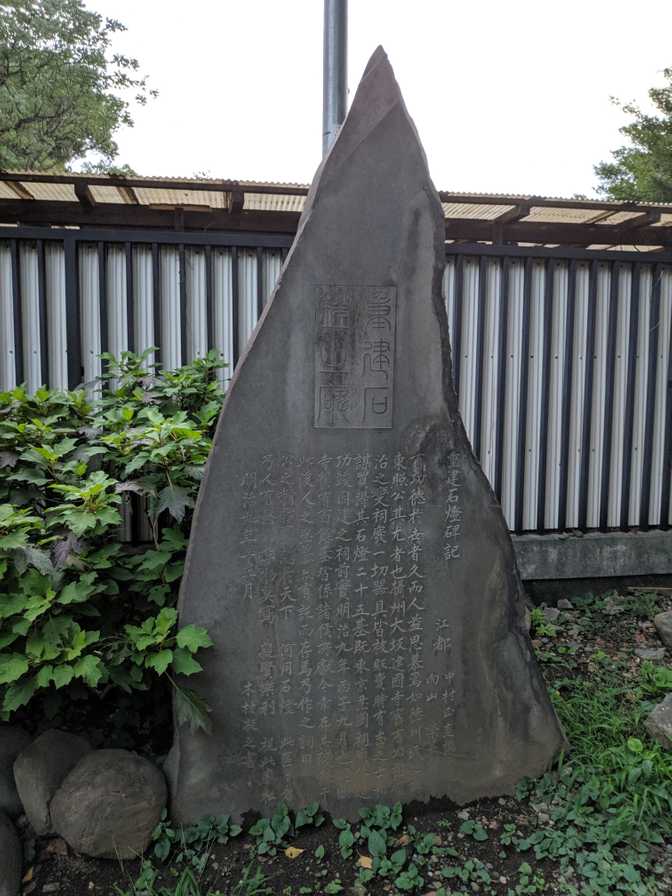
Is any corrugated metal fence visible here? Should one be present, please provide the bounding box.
[1,228,671,536]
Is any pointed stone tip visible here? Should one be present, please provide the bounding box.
[363,45,389,76]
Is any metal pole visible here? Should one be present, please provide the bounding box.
[322,0,347,155]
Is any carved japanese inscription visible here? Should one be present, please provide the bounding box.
[236,449,462,807]
[314,286,397,429]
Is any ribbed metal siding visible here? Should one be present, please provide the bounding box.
[1,236,671,534]
[443,254,672,532]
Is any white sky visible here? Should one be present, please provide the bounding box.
[86,0,672,198]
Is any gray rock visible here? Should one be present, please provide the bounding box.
[50,749,166,859]
[654,611,672,648]
[542,606,561,623]
[0,809,21,896]
[635,647,666,661]
[557,599,574,610]
[0,725,31,818]
[169,45,565,823]
[645,694,672,750]
[13,730,90,835]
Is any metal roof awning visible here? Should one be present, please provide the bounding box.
[1,171,671,250]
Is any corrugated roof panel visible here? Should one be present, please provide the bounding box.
[595,211,643,226]
[22,182,76,202]
[134,188,227,208]
[442,203,515,221]
[243,192,305,213]
[0,182,20,199]
[523,206,604,224]
[89,185,129,204]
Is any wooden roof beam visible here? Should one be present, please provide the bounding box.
[118,185,139,205]
[74,181,97,209]
[492,204,530,243]
[3,180,34,200]
[617,210,661,231]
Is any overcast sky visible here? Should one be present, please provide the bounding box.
[86,0,672,199]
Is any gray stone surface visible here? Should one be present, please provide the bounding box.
[654,611,672,648]
[513,530,672,580]
[13,730,90,835]
[169,46,565,823]
[0,725,31,818]
[635,647,666,661]
[645,694,672,750]
[50,749,166,859]
[0,809,21,896]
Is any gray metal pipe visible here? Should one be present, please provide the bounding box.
[322,0,348,155]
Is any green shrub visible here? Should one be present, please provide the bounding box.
[0,350,226,730]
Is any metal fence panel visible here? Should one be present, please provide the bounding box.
[0,243,16,391]
[1,231,671,536]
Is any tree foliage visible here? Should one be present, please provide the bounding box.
[0,0,154,171]
[595,67,672,202]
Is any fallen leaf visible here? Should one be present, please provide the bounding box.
[357,854,373,869]
[22,868,34,883]
[397,833,411,846]
[284,846,304,859]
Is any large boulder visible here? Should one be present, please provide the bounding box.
[654,611,672,649]
[13,729,91,835]
[0,725,31,818]
[50,749,166,859]
[645,694,672,750]
[0,809,21,896]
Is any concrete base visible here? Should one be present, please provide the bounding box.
[513,530,672,581]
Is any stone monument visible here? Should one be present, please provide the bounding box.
[169,47,565,822]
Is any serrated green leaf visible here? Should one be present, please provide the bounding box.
[146,649,173,675]
[58,572,97,605]
[174,685,212,734]
[36,664,54,687]
[52,664,75,688]
[74,655,103,687]
[156,485,194,524]
[3,676,37,712]
[0,653,28,684]
[172,648,203,676]
[176,624,213,653]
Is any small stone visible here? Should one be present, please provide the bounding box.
[646,694,672,750]
[604,596,625,615]
[44,838,68,857]
[0,725,31,818]
[14,730,91,835]
[0,809,22,896]
[542,606,560,623]
[557,598,573,610]
[50,749,166,859]
[41,886,59,895]
[635,647,666,661]
[654,611,672,649]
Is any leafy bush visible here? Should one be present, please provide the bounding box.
[0,350,226,730]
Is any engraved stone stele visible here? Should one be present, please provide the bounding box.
[168,46,566,823]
